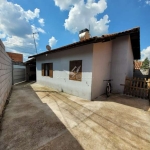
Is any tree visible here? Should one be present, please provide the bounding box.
[141,57,150,69]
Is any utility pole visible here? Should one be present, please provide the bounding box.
[32,32,38,54]
[89,24,91,37]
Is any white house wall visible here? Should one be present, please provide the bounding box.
[110,35,133,93]
[36,44,93,100]
[127,36,134,78]
[92,41,112,99]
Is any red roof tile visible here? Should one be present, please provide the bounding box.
[29,27,140,60]
[134,61,143,69]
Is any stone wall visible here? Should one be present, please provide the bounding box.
[0,39,12,115]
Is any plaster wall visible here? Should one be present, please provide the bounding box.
[127,36,134,78]
[36,44,93,100]
[92,41,112,99]
[110,35,133,93]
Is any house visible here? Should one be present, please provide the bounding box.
[134,60,143,70]
[6,52,26,84]
[133,60,150,78]
[7,52,23,62]
[29,27,140,100]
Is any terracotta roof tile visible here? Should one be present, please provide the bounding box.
[29,27,140,60]
[134,61,143,69]
[7,52,23,62]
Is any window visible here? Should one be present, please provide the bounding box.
[69,60,82,81]
[42,63,53,78]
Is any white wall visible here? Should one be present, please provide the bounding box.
[127,36,134,78]
[0,40,12,115]
[91,41,112,99]
[110,35,133,93]
[36,44,93,100]
[36,35,134,100]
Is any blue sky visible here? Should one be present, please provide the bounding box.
[0,0,150,61]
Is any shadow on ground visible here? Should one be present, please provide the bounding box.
[0,83,84,150]
[1,82,150,150]
[31,83,150,150]
[95,94,150,111]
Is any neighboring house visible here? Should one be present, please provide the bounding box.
[29,27,140,100]
[7,52,26,84]
[7,52,23,62]
[134,60,150,78]
[12,62,26,84]
[134,60,143,70]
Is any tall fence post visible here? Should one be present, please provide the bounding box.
[148,79,150,104]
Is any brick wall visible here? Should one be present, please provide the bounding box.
[7,52,23,62]
[0,40,12,115]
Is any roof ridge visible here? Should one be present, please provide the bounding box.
[28,27,140,60]
[101,27,140,37]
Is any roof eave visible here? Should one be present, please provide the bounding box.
[29,37,97,58]
[29,27,141,59]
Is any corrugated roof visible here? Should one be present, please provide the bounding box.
[29,27,140,59]
[25,58,36,64]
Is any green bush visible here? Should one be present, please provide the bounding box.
[141,57,150,69]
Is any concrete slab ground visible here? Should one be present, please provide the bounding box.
[0,82,150,150]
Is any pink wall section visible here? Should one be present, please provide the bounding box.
[92,41,112,99]
[92,35,134,99]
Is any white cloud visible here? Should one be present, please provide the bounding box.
[31,25,45,34]
[0,0,45,61]
[38,18,45,26]
[54,0,109,36]
[145,0,150,5]
[0,33,6,39]
[24,8,40,20]
[4,35,36,55]
[53,0,80,10]
[141,46,150,60]
[49,36,58,47]
[37,28,45,34]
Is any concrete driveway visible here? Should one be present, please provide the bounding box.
[0,82,150,150]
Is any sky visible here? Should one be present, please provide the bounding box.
[0,0,150,61]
